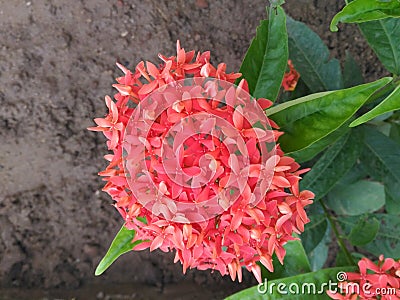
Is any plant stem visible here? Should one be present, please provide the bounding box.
[320,200,356,266]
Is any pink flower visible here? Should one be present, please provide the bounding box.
[282,60,300,92]
[328,255,400,299]
[89,41,314,283]
[87,95,124,150]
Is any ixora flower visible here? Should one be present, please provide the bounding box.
[88,41,314,283]
[282,60,300,92]
[327,255,400,299]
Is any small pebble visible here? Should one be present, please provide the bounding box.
[195,0,208,9]
[120,31,128,37]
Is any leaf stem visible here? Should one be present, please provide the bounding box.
[320,199,356,266]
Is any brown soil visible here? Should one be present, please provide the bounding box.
[0,0,385,299]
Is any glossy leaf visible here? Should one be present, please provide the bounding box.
[351,84,400,126]
[267,78,391,153]
[343,51,364,88]
[95,225,141,276]
[239,6,288,101]
[358,17,400,75]
[326,180,385,216]
[288,121,350,163]
[300,130,362,201]
[339,214,400,258]
[225,267,356,300]
[347,216,380,246]
[286,16,342,92]
[266,91,332,115]
[330,0,400,32]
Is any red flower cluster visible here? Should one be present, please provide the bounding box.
[89,41,313,282]
[328,255,400,299]
[282,60,300,92]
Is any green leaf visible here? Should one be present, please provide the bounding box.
[267,78,391,153]
[347,216,380,246]
[225,267,356,300]
[360,126,400,188]
[360,127,400,215]
[326,180,385,216]
[136,216,148,224]
[351,84,400,127]
[270,0,285,7]
[300,203,330,271]
[95,224,140,276]
[358,17,400,75]
[334,162,368,186]
[266,91,333,115]
[239,6,288,101]
[330,0,400,32]
[307,227,331,271]
[363,214,400,258]
[339,214,400,258]
[300,130,363,201]
[286,16,342,92]
[343,51,364,88]
[383,165,400,214]
[389,122,400,144]
[374,121,393,135]
[301,214,328,254]
[385,182,400,214]
[385,178,400,214]
[385,189,400,214]
[335,248,351,268]
[262,239,311,280]
[288,121,350,163]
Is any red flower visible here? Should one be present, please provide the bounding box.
[328,255,400,299]
[89,41,314,283]
[282,60,300,92]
